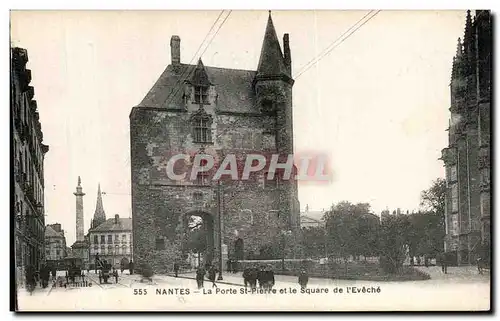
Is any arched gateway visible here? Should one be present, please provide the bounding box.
[182,211,215,267]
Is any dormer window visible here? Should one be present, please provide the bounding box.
[194,86,209,105]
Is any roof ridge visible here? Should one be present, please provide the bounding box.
[179,63,257,73]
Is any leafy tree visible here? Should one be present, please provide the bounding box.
[420,178,446,214]
[417,178,447,258]
[323,201,380,261]
[301,226,326,259]
[380,214,411,273]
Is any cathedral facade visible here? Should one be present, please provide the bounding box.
[441,10,491,265]
[130,13,300,271]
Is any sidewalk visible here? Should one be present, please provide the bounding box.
[17,279,57,297]
[414,265,490,282]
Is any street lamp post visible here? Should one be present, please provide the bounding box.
[280,230,292,272]
[217,180,223,280]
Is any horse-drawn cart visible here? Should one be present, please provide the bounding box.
[64,257,84,283]
[96,259,118,284]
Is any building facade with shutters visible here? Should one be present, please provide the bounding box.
[11,47,49,282]
[130,13,300,271]
[441,10,491,265]
[89,215,133,268]
[44,223,67,264]
[87,184,133,268]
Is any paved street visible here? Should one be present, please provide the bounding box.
[17,268,490,311]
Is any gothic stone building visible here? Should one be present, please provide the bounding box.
[130,13,300,271]
[441,10,491,265]
[11,47,49,281]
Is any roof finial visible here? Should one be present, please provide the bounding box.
[77,176,81,187]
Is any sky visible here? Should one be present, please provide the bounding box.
[10,10,467,245]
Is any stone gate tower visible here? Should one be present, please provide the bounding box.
[130,12,300,272]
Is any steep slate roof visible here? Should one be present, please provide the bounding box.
[137,12,289,113]
[91,217,132,232]
[45,225,63,238]
[256,13,287,77]
[138,64,258,113]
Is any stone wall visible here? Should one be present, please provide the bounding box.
[130,106,299,272]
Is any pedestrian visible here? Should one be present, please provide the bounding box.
[174,262,179,278]
[298,269,308,290]
[114,268,119,283]
[477,257,484,275]
[196,266,206,289]
[243,267,251,288]
[265,266,275,290]
[41,264,50,288]
[439,252,448,274]
[257,265,265,289]
[129,260,134,275]
[248,267,258,290]
[25,264,36,295]
[51,266,57,281]
[95,253,100,274]
[208,266,218,288]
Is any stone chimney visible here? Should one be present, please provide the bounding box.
[114,214,119,224]
[283,33,291,75]
[170,35,181,66]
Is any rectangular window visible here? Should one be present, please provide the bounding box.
[115,234,119,243]
[194,86,209,104]
[94,235,98,244]
[193,117,212,143]
[480,193,490,218]
[450,214,459,236]
[108,235,112,243]
[155,238,165,250]
[480,168,490,187]
[101,235,105,244]
[451,184,458,212]
[56,250,60,256]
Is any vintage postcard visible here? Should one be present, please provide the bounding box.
[10,9,491,312]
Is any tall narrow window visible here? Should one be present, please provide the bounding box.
[194,86,209,104]
[450,166,457,182]
[192,115,212,143]
[451,184,458,212]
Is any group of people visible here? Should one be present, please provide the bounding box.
[242,265,276,290]
[24,263,57,294]
[195,264,219,289]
